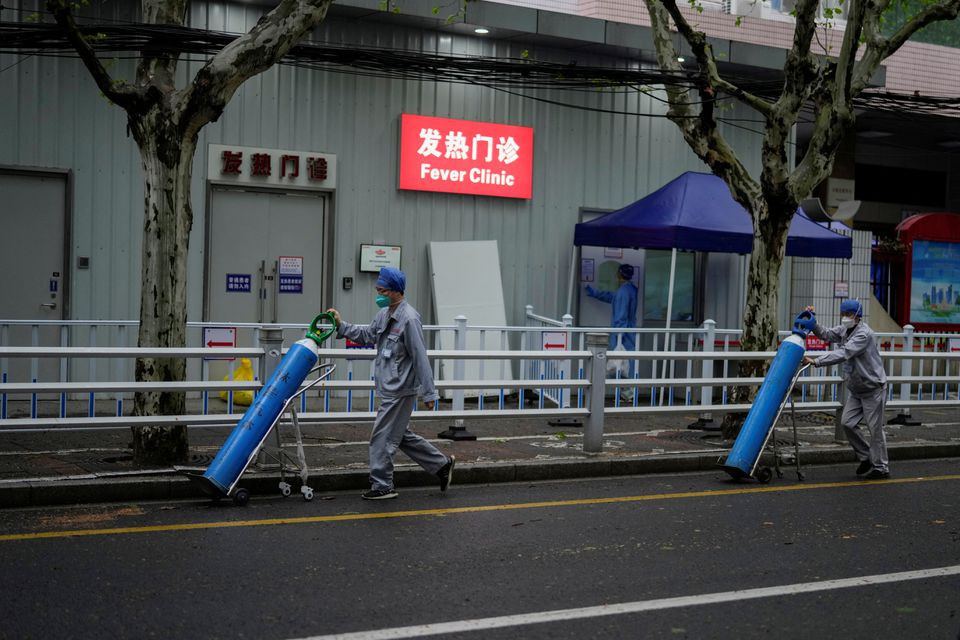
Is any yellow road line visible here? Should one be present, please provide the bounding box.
[3,474,959,542]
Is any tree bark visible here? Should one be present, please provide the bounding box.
[721,198,793,438]
[46,0,334,464]
[129,113,196,463]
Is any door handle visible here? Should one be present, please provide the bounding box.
[40,302,57,310]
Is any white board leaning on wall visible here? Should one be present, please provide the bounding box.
[428,240,514,399]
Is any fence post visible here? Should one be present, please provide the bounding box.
[438,315,476,440]
[888,324,920,425]
[584,332,608,453]
[257,328,284,469]
[833,379,846,443]
[548,313,582,428]
[524,305,535,387]
[259,328,284,384]
[561,313,574,409]
[689,319,717,430]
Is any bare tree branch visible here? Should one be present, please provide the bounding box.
[660,0,773,117]
[45,0,144,111]
[135,0,189,93]
[833,0,868,103]
[644,0,760,209]
[176,0,334,139]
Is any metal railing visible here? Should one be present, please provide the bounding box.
[2,324,959,453]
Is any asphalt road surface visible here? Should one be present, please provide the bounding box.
[1,459,959,640]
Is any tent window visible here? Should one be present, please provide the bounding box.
[643,250,695,323]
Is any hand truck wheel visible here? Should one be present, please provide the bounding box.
[232,488,250,506]
[756,467,773,484]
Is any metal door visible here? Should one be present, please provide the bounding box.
[0,170,68,384]
[206,187,326,346]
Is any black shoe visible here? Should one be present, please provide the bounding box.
[437,455,456,492]
[856,460,873,476]
[862,469,890,480]
[361,488,398,500]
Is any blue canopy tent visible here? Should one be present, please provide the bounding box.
[574,171,853,256]
[571,171,852,326]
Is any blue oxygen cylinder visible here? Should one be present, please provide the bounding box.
[720,333,806,479]
[204,338,320,494]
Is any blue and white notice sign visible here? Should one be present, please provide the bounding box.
[227,274,252,292]
[279,275,303,293]
[278,256,303,294]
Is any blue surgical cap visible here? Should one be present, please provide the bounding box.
[376,267,406,293]
[839,299,863,317]
[618,264,634,280]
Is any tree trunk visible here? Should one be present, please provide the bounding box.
[130,122,195,465]
[721,198,793,439]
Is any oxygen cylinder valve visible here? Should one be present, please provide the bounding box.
[792,310,816,338]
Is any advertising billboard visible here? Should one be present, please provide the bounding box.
[909,240,960,325]
[898,213,960,331]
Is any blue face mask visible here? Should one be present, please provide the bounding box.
[375,294,391,308]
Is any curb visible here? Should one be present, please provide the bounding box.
[2,442,960,508]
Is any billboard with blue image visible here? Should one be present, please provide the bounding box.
[910,240,960,325]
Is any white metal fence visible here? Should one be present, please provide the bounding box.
[2,314,959,452]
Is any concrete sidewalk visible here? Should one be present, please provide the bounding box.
[2,405,959,507]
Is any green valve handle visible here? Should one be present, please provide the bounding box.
[306,312,338,346]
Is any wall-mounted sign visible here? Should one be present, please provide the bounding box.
[208,144,336,190]
[278,256,303,276]
[580,258,595,283]
[398,114,533,199]
[359,244,402,273]
[834,281,849,298]
[826,177,855,208]
[279,275,303,293]
[226,274,251,292]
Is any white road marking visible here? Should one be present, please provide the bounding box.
[296,565,960,640]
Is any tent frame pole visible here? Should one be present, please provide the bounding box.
[566,245,580,316]
[659,247,677,405]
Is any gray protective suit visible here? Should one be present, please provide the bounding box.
[338,300,448,491]
[812,320,889,473]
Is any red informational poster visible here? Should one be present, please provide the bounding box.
[398,114,533,199]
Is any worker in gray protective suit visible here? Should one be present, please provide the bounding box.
[803,299,889,479]
[327,267,454,500]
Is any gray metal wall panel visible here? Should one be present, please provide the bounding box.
[0,1,763,332]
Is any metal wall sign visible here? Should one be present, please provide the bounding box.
[359,244,401,272]
[207,144,336,190]
[398,114,533,199]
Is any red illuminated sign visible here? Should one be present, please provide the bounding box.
[398,114,533,199]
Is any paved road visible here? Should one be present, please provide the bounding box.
[1,459,959,640]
